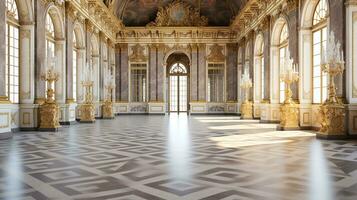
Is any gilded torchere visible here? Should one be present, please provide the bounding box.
[277,50,300,130]
[102,84,114,119]
[240,67,253,119]
[317,32,346,139]
[79,65,96,123]
[39,68,61,131]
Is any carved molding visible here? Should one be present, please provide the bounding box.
[207,44,225,62]
[129,44,148,62]
[147,0,208,27]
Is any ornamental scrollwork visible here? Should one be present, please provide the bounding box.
[147,0,208,27]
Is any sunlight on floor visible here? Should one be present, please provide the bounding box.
[210,131,315,148]
[208,123,278,130]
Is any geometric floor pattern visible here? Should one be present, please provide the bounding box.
[0,115,357,200]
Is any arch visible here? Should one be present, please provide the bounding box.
[73,22,85,48]
[14,0,34,23]
[299,0,330,127]
[254,33,264,56]
[164,50,191,67]
[253,33,265,118]
[45,4,65,39]
[270,16,289,110]
[90,34,100,56]
[166,53,190,112]
[301,0,330,28]
[271,16,289,47]
[245,41,251,61]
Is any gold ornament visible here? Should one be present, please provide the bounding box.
[277,54,300,130]
[147,0,208,27]
[39,69,61,131]
[240,67,253,119]
[79,81,95,123]
[317,32,346,139]
[102,85,114,119]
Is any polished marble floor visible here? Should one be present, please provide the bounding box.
[0,115,357,200]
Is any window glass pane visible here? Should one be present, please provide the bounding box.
[131,64,147,102]
[6,23,19,103]
[6,0,18,20]
[208,64,224,102]
[313,0,329,26]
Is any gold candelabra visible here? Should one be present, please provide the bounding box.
[102,85,114,119]
[318,32,346,138]
[240,67,253,119]
[278,57,300,130]
[39,68,61,131]
[79,80,96,123]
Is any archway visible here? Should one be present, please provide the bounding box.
[166,53,190,113]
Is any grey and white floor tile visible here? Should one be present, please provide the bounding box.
[0,115,357,200]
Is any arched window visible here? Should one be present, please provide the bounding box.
[72,33,78,101]
[312,0,329,104]
[45,13,56,94]
[170,63,187,74]
[279,24,289,103]
[6,0,20,103]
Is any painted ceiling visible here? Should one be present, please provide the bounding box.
[108,0,247,27]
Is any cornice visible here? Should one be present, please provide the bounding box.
[117,27,237,44]
[231,0,287,41]
[66,0,123,42]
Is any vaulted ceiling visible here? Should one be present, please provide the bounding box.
[109,0,247,27]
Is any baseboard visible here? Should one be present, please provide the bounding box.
[11,128,20,133]
[60,121,78,125]
[20,127,38,131]
[260,120,279,124]
[0,132,13,140]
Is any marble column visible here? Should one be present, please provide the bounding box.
[77,49,85,103]
[34,0,47,103]
[55,39,66,104]
[65,16,74,102]
[92,55,100,102]
[120,44,128,101]
[157,45,165,102]
[263,27,271,100]
[19,24,35,104]
[226,43,238,102]
[149,45,157,101]
[115,44,121,101]
[190,44,198,101]
[330,0,346,98]
[198,44,206,101]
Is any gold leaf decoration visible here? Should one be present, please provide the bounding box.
[147,0,208,27]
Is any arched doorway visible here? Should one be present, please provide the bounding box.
[166,53,190,113]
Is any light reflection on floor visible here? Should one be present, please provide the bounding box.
[0,115,356,200]
[210,131,315,148]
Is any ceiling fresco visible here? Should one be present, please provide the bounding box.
[109,0,247,27]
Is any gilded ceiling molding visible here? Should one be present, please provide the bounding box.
[67,0,123,41]
[117,27,236,44]
[129,44,148,62]
[41,0,64,6]
[231,0,287,41]
[147,0,208,27]
[206,44,225,62]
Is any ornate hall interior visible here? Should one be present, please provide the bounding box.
[0,0,357,199]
